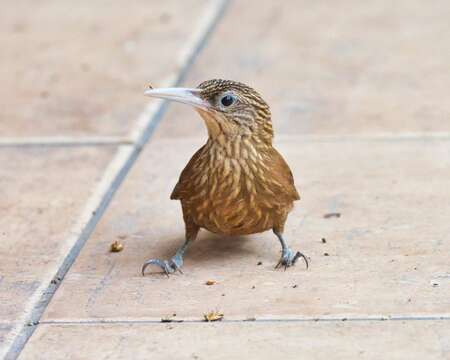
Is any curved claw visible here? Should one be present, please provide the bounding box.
[141,254,185,276]
[275,249,309,270]
[141,259,172,276]
[293,251,309,270]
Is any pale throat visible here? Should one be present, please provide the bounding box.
[196,109,271,163]
[197,107,254,137]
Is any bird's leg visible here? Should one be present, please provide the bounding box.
[142,221,199,276]
[273,230,308,270]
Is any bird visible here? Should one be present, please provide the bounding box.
[141,79,308,275]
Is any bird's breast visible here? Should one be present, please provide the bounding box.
[179,140,288,235]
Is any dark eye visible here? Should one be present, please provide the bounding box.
[220,94,235,107]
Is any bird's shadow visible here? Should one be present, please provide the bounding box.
[156,232,258,267]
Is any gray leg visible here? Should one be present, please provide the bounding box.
[274,231,308,270]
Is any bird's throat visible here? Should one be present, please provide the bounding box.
[196,109,223,138]
[196,108,247,140]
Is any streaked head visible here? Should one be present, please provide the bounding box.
[144,79,273,143]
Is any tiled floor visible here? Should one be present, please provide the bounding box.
[1,1,449,359]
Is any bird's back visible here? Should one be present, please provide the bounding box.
[171,138,299,236]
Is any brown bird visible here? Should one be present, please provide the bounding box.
[142,79,308,275]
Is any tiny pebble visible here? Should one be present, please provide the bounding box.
[323,252,329,256]
[321,238,327,243]
[203,311,223,322]
[205,280,217,286]
[110,241,124,253]
[257,261,263,266]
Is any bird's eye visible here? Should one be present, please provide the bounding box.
[220,94,235,107]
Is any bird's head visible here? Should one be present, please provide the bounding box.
[144,79,273,144]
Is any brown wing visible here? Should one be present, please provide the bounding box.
[170,145,206,200]
[267,147,300,202]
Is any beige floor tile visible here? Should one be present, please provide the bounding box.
[41,137,450,321]
[0,147,114,326]
[20,321,450,360]
[156,0,450,138]
[0,0,208,137]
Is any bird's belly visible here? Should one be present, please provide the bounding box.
[189,197,273,236]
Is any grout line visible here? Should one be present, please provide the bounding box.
[132,132,450,145]
[3,1,230,359]
[0,136,132,148]
[1,132,449,149]
[37,314,450,325]
[273,132,450,142]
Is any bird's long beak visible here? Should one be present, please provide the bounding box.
[144,87,209,110]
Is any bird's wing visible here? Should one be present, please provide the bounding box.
[267,147,300,202]
[170,145,206,200]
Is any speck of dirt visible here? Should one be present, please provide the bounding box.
[323,253,329,256]
[324,212,341,219]
[432,283,439,287]
[245,317,256,322]
[257,261,263,266]
[12,23,27,33]
[321,238,327,243]
[40,91,49,99]
[251,285,256,289]
[292,284,298,289]
[161,317,183,323]
[205,280,217,286]
[80,63,90,72]
[221,294,226,297]
[159,13,171,24]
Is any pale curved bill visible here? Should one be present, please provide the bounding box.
[144,87,209,109]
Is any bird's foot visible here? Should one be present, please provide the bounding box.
[142,253,184,276]
[275,248,309,270]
